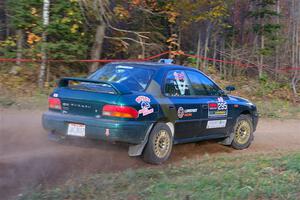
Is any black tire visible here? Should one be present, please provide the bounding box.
[142,123,173,165]
[231,114,254,150]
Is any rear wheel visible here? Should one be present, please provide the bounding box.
[231,115,254,150]
[142,123,173,165]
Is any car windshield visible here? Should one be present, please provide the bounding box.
[88,64,154,92]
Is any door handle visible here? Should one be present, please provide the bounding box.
[202,104,208,109]
[169,105,176,110]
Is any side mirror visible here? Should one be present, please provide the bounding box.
[225,86,236,92]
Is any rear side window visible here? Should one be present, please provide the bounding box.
[88,64,154,92]
[185,70,221,96]
[164,70,192,96]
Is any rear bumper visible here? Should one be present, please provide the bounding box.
[42,111,153,144]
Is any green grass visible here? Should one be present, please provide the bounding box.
[21,152,300,200]
[256,99,300,119]
[0,92,48,109]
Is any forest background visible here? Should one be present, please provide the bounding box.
[0,0,300,114]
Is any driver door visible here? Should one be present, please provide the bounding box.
[184,70,229,137]
[164,70,205,140]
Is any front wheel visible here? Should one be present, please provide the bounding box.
[142,123,173,165]
[231,114,254,150]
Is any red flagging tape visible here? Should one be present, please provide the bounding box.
[277,67,300,71]
[177,52,300,72]
[0,50,299,71]
[177,52,253,68]
[0,51,170,63]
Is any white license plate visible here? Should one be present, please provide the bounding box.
[207,120,227,129]
[67,123,86,137]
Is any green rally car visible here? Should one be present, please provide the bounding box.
[42,61,259,164]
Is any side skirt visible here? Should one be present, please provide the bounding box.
[173,133,226,145]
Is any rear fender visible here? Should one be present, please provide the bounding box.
[128,121,175,156]
[128,124,154,156]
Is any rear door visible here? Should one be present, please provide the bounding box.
[164,70,205,140]
[185,70,229,137]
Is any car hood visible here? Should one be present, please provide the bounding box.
[228,95,254,105]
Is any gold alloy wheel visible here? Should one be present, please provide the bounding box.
[154,130,170,158]
[234,120,251,145]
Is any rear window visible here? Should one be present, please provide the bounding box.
[88,64,154,91]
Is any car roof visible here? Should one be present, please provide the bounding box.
[109,61,193,71]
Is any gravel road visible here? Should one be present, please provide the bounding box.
[1,109,300,200]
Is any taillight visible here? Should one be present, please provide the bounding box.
[48,97,62,110]
[102,105,138,119]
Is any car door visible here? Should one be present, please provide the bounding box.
[164,70,205,140]
[185,70,229,137]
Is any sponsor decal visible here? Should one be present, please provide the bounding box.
[105,128,110,137]
[70,103,92,109]
[53,93,58,97]
[207,120,227,129]
[116,65,133,69]
[174,71,185,81]
[208,98,228,118]
[135,96,154,116]
[218,97,224,102]
[177,107,198,118]
[177,107,185,118]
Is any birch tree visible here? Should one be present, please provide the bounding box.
[38,0,50,88]
[291,0,300,99]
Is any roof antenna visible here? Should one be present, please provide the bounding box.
[158,59,174,64]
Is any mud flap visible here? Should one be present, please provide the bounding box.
[219,132,234,145]
[219,124,235,145]
[48,131,65,143]
[128,124,154,157]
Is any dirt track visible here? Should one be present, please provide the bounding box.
[1,109,300,200]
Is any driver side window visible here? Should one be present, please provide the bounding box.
[185,70,221,96]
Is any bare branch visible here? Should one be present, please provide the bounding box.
[104,36,154,46]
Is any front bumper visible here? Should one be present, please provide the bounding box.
[42,111,153,144]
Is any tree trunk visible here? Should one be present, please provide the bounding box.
[291,0,299,99]
[178,27,182,51]
[38,32,48,88]
[89,24,106,73]
[229,40,235,78]
[16,30,24,66]
[0,0,6,40]
[38,0,50,88]
[196,31,201,69]
[212,37,217,69]
[259,35,264,79]
[4,0,10,38]
[275,0,280,78]
[138,36,145,59]
[10,29,24,74]
[203,24,211,72]
[221,39,226,80]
